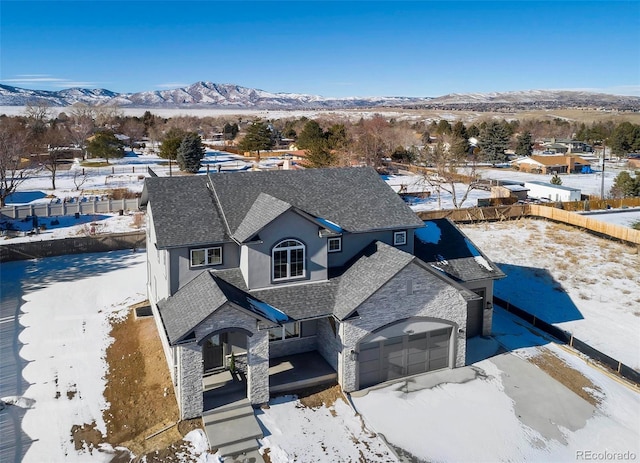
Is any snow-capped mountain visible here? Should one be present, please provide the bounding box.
[1,82,638,110]
[0,81,431,109]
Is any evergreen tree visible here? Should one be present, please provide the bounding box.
[436,119,452,135]
[86,131,124,163]
[176,132,205,173]
[550,173,563,185]
[159,127,186,160]
[222,122,239,140]
[304,140,336,168]
[238,120,274,160]
[296,120,325,149]
[451,121,468,140]
[610,122,640,155]
[478,121,510,165]
[610,171,639,198]
[326,124,348,150]
[515,131,534,157]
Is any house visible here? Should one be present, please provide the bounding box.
[524,181,582,202]
[513,155,592,174]
[539,138,593,154]
[140,167,503,420]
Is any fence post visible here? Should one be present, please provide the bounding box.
[569,334,574,347]
[618,361,622,373]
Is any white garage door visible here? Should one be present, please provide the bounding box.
[358,326,452,389]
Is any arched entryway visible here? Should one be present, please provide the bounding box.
[200,328,251,411]
[356,317,456,389]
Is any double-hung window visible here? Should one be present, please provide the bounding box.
[272,239,305,281]
[190,246,222,267]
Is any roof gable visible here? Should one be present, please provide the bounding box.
[158,271,288,344]
[333,241,414,320]
[233,193,292,242]
[142,176,229,248]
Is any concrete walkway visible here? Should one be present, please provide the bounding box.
[203,398,263,461]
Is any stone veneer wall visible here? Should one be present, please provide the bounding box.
[316,317,340,372]
[339,262,468,392]
[247,331,270,404]
[268,335,317,358]
[177,343,204,419]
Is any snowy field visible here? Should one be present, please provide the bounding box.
[461,220,640,370]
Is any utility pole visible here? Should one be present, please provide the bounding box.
[600,141,606,199]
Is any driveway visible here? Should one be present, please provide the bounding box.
[350,309,640,462]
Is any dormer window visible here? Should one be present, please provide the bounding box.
[393,231,407,246]
[272,239,305,281]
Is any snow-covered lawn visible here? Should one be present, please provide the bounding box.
[256,395,397,462]
[460,219,640,370]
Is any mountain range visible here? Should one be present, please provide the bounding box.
[1,81,638,110]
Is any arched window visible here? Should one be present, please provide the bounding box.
[272,239,305,281]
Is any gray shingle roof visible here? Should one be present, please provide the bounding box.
[143,167,423,249]
[142,176,229,248]
[158,271,288,344]
[209,167,424,235]
[413,219,506,282]
[216,241,413,322]
[232,193,292,243]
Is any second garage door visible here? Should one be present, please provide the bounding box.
[358,326,452,389]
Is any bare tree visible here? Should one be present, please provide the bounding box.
[72,167,89,191]
[120,118,146,151]
[0,118,33,207]
[67,112,95,160]
[39,125,72,190]
[419,134,481,209]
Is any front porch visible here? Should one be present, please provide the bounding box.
[269,351,337,395]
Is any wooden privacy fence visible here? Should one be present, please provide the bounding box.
[495,296,640,386]
[529,205,640,244]
[1,198,140,220]
[418,204,640,245]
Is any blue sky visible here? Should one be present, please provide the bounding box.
[1,1,639,97]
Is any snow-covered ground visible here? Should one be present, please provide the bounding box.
[461,220,640,370]
[2,251,637,462]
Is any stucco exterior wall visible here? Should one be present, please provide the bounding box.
[146,205,170,304]
[328,229,416,268]
[339,262,468,392]
[241,210,327,290]
[170,241,240,295]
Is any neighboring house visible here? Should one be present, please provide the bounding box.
[141,167,502,420]
[513,155,591,174]
[539,138,593,154]
[525,181,582,202]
